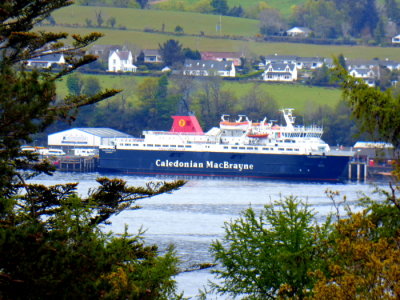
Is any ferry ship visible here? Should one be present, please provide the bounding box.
[98,109,354,181]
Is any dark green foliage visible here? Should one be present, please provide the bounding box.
[385,0,400,25]
[174,25,184,34]
[136,0,148,9]
[0,1,184,298]
[158,39,184,67]
[210,196,331,299]
[308,64,333,86]
[183,48,201,60]
[67,73,84,96]
[348,0,379,37]
[337,54,347,70]
[334,60,400,147]
[228,5,243,17]
[210,0,229,15]
[0,178,184,299]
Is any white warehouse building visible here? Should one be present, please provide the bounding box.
[48,128,132,149]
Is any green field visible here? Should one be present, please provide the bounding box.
[223,81,341,111]
[52,5,259,37]
[154,0,307,16]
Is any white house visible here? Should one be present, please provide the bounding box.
[108,50,137,72]
[262,63,297,82]
[392,34,400,44]
[349,68,376,87]
[182,59,236,77]
[48,128,132,149]
[286,27,312,37]
[26,53,65,68]
[296,57,325,70]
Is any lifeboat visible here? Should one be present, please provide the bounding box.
[247,133,269,138]
[220,121,249,126]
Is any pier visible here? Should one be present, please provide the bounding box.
[348,162,367,181]
[52,156,98,172]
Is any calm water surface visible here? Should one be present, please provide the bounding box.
[29,172,388,299]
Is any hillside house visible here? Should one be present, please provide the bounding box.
[26,53,66,68]
[392,34,400,44]
[286,27,312,37]
[200,51,242,66]
[182,59,236,77]
[346,59,379,71]
[378,59,400,71]
[143,49,162,63]
[108,50,137,72]
[296,57,325,70]
[263,63,297,82]
[349,68,376,87]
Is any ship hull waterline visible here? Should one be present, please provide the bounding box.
[99,148,351,182]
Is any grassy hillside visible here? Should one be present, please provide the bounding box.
[56,74,342,112]
[52,5,259,37]
[154,0,306,16]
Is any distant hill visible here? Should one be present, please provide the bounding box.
[48,5,400,61]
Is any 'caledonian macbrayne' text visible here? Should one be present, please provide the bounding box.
[155,160,254,172]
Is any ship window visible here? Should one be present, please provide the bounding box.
[132,144,138,146]
[223,146,228,149]
[278,148,284,151]
[262,147,269,150]
[247,147,253,150]
[178,145,184,148]
[286,148,293,151]
[147,144,153,147]
[170,145,176,147]
[231,147,237,149]
[163,145,168,147]
[155,144,161,147]
[185,145,192,148]
[125,143,131,146]
[239,147,245,150]
[254,147,258,150]
[294,149,299,151]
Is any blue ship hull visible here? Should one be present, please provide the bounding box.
[98,148,351,181]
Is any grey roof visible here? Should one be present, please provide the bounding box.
[55,128,132,138]
[265,62,296,71]
[28,53,63,63]
[110,50,131,60]
[184,59,233,71]
[143,49,161,56]
[346,59,379,67]
[297,57,325,63]
[378,59,400,68]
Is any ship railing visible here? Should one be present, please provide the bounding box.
[114,138,144,143]
[143,130,205,136]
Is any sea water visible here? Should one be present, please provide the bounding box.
[28,172,387,299]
